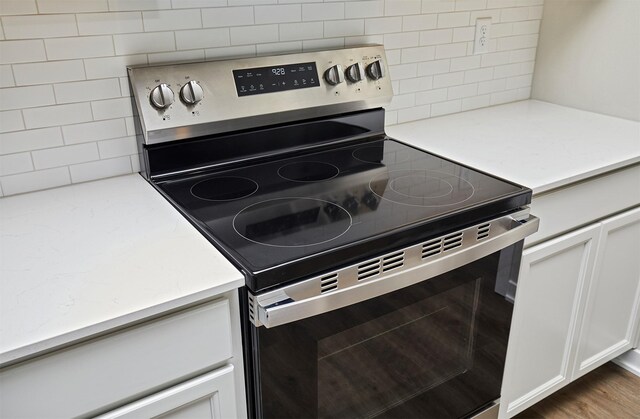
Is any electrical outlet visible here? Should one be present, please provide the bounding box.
[474,18,491,54]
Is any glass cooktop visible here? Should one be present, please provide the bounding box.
[158,138,530,291]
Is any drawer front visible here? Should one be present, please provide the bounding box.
[0,299,233,418]
[526,164,640,247]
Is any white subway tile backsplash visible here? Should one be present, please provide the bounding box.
[280,22,324,41]
[257,41,301,56]
[230,24,278,45]
[108,0,172,11]
[401,45,436,63]
[255,5,300,24]
[23,103,93,129]
[456,0,488,12]
[0,40,46,64]
[84,55,148,79]
[91,98,134,120]
[383,31,420,49]
[437,12,470,28]
[0,152,33,176]
[2,14,78,39]
[345,1,385,19]
[13,61,86,85]
[114,32,176,54]
[97,135,138,159]
[143,9,202,32]
[62,119,127,144]
[77,12,143,35]
[46,36,115,60]
[402,14,437,31]
[0,85,55,111]
[32,143,99,169]
[202,7,254,28]
[0,0,542,196]
[37,0,109,14]
[69,155,132,183]
[0,127,63,154]
[324,19,365,37]
[303,3,344,22]
[54,79,122,104]
[0,110,24,133]
[461,93,491,110]
[0,167,71,195]
[148,49,205,64]
[385,0,422,16]
[364,17,402,35]
[175,28,230,49]
[0,65,14,88]
[0,1,37,16]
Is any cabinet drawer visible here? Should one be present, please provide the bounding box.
[527,164,640,247]
[0,299,233,418]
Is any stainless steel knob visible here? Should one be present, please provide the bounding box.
[180,80,204,105]
[149,83,174,109]
[324,64,344,85]
[345,63,365,83]
[366,60,385,80]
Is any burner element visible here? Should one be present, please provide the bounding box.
[191,176,258,201]
[233,198,352,247]
[371,170,475,207]
[278,161,339,182]
[352,145,411,165]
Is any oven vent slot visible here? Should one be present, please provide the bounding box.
[442,232,463,251]
[320,273,339,293]
[247,294,256,323]
[357,259,380,281]
[477,223,491,240]
[421,237,443,259]
[382,251,404,272]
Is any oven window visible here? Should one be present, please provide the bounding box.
[251,248,517,419]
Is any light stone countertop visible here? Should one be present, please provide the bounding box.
[387,100,640,195]
[0,174,244,366]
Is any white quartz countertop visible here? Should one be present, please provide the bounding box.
[387,100,640,195]
[0,174,244,366]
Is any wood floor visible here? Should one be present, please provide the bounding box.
[515,362,640,418]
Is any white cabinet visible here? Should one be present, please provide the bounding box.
[572,208,640,379]
[98,365,238,419]
[499,206,640,418]
[499,225,599,418]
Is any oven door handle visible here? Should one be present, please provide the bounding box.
[251,211,539,328]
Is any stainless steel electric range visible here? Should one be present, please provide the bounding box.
[128,45,539,419]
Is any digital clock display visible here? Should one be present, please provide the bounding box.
[233,62,320,96]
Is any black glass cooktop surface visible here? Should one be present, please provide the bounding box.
[158,138,530,291]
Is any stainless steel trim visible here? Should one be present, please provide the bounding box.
[469,400,500,419]
[250,209,539,328]
[128,46,393,145]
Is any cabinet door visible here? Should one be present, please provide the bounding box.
[572,207,640,380]
[499,224,599,418]
[97,365,238,419]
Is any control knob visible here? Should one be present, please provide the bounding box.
[149,83,174,109]
[345,63,365,83]
[324,64,344,86]
[366,60,385,81]
[180,80,204,105]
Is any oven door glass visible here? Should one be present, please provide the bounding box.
[250,245,521,419]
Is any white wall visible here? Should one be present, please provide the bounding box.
[532,0,640,121]
[0,0,544,197]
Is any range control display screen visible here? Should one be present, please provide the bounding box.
[233,62,320,96]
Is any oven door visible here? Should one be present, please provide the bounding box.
[246,213,538,419]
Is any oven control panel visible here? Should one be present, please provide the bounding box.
[128,45,393,145]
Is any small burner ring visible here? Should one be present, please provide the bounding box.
[278,161,339,183]
[191,176,258,201]
[389,174,454,199]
